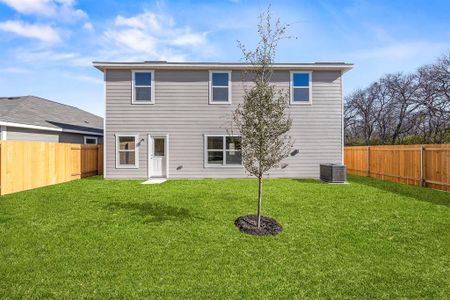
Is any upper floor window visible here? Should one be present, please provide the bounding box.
[209,71,231,104]
[132,70,154,104]
[290,71,312,105]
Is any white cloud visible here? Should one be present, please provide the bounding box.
[172,32,207,46]
[0,0,87,21]
[0,67,30,74]
[353,41,450,61]
[62,72,102,84]
[83,22,94,31]
[367,25,393,43]
[15,48,92,67]
[115,12,171,31]
[343,40,450,95]
[105,28,157,53]
[0,20,61,42]
[103,11,214,61]
[0,0,54,15]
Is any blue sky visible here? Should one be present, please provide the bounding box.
[0,0,449,117]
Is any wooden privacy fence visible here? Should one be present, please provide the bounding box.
[0,141,103,195]
[344,144,450,192]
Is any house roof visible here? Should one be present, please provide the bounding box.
[0,96,103,135]
[93,61,354,73]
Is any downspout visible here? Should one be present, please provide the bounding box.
[340,70,344,164]
[103,68,107,178]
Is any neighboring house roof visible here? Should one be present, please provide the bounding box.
[93,61,354,72]
[0,96,103,135]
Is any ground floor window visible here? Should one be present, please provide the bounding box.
[205,135,242,166]
[84,136,98,144]
[116,134,138,168]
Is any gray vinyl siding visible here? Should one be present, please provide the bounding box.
[104,69,343,179]
[5,126,103,144]
[6,126,59,142]
[59,132,85,144]
[59,133,103,144]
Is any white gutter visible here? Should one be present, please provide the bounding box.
[0,121,103,136]
[93,62,354,73]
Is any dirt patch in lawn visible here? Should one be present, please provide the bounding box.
[235,215,282,236]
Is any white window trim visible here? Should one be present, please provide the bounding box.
[290,71,312,106]
[84,136,98,144]
[203,134,243,168]
[209,71,232,104]
[115,134,139,169]
[0,125,6,140]
[131,70,155,105]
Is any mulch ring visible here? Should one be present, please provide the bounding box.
[234,215,283,236]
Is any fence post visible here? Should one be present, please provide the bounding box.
[97,145,103,176]
[0,142,2,196]
[420,144,425,187]
[367,146,371,177]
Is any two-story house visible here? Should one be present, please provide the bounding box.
[93,61,353,179]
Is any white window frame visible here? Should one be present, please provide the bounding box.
[209,71,232,104]
[115,134,139,169]
[0,125,6,140]
[290,71,312,105]
[132,70,155,105]
[84,136,98,144]
[203,134,243,167]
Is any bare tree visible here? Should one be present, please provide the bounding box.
[372,78,394,144]
[345,87,377,145]
[385,73,421,144]
[232,7,292,228]
[345,52,450,146]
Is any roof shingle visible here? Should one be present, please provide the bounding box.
[0,96,103,134]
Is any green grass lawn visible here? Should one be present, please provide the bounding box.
[0,175,449,298]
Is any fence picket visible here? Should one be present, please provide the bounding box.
[345,144,450,192]
[0,141,103,195]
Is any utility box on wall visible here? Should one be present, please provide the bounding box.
[320,164,347,183]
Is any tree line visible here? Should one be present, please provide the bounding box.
[345,53,450,145]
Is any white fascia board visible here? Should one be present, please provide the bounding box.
[0,121,102,136]
[93,62,354,73]
[62,129,103,136]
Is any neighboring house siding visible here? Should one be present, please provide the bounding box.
[59,133,103,144]
[5,126,103,144]
[59,132,85,144]
[6,126,59,142]
[105,69,343,179]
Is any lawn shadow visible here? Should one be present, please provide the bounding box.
[105,202,196,223]
[82,176,104,181]
[290,179,322,184]
[0,216,10,224]
[349,175,450,208]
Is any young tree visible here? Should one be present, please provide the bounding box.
[232,8,293,228]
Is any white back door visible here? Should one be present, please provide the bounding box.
[148,136,166,178]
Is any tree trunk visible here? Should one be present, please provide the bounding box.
[257,176,263,227]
